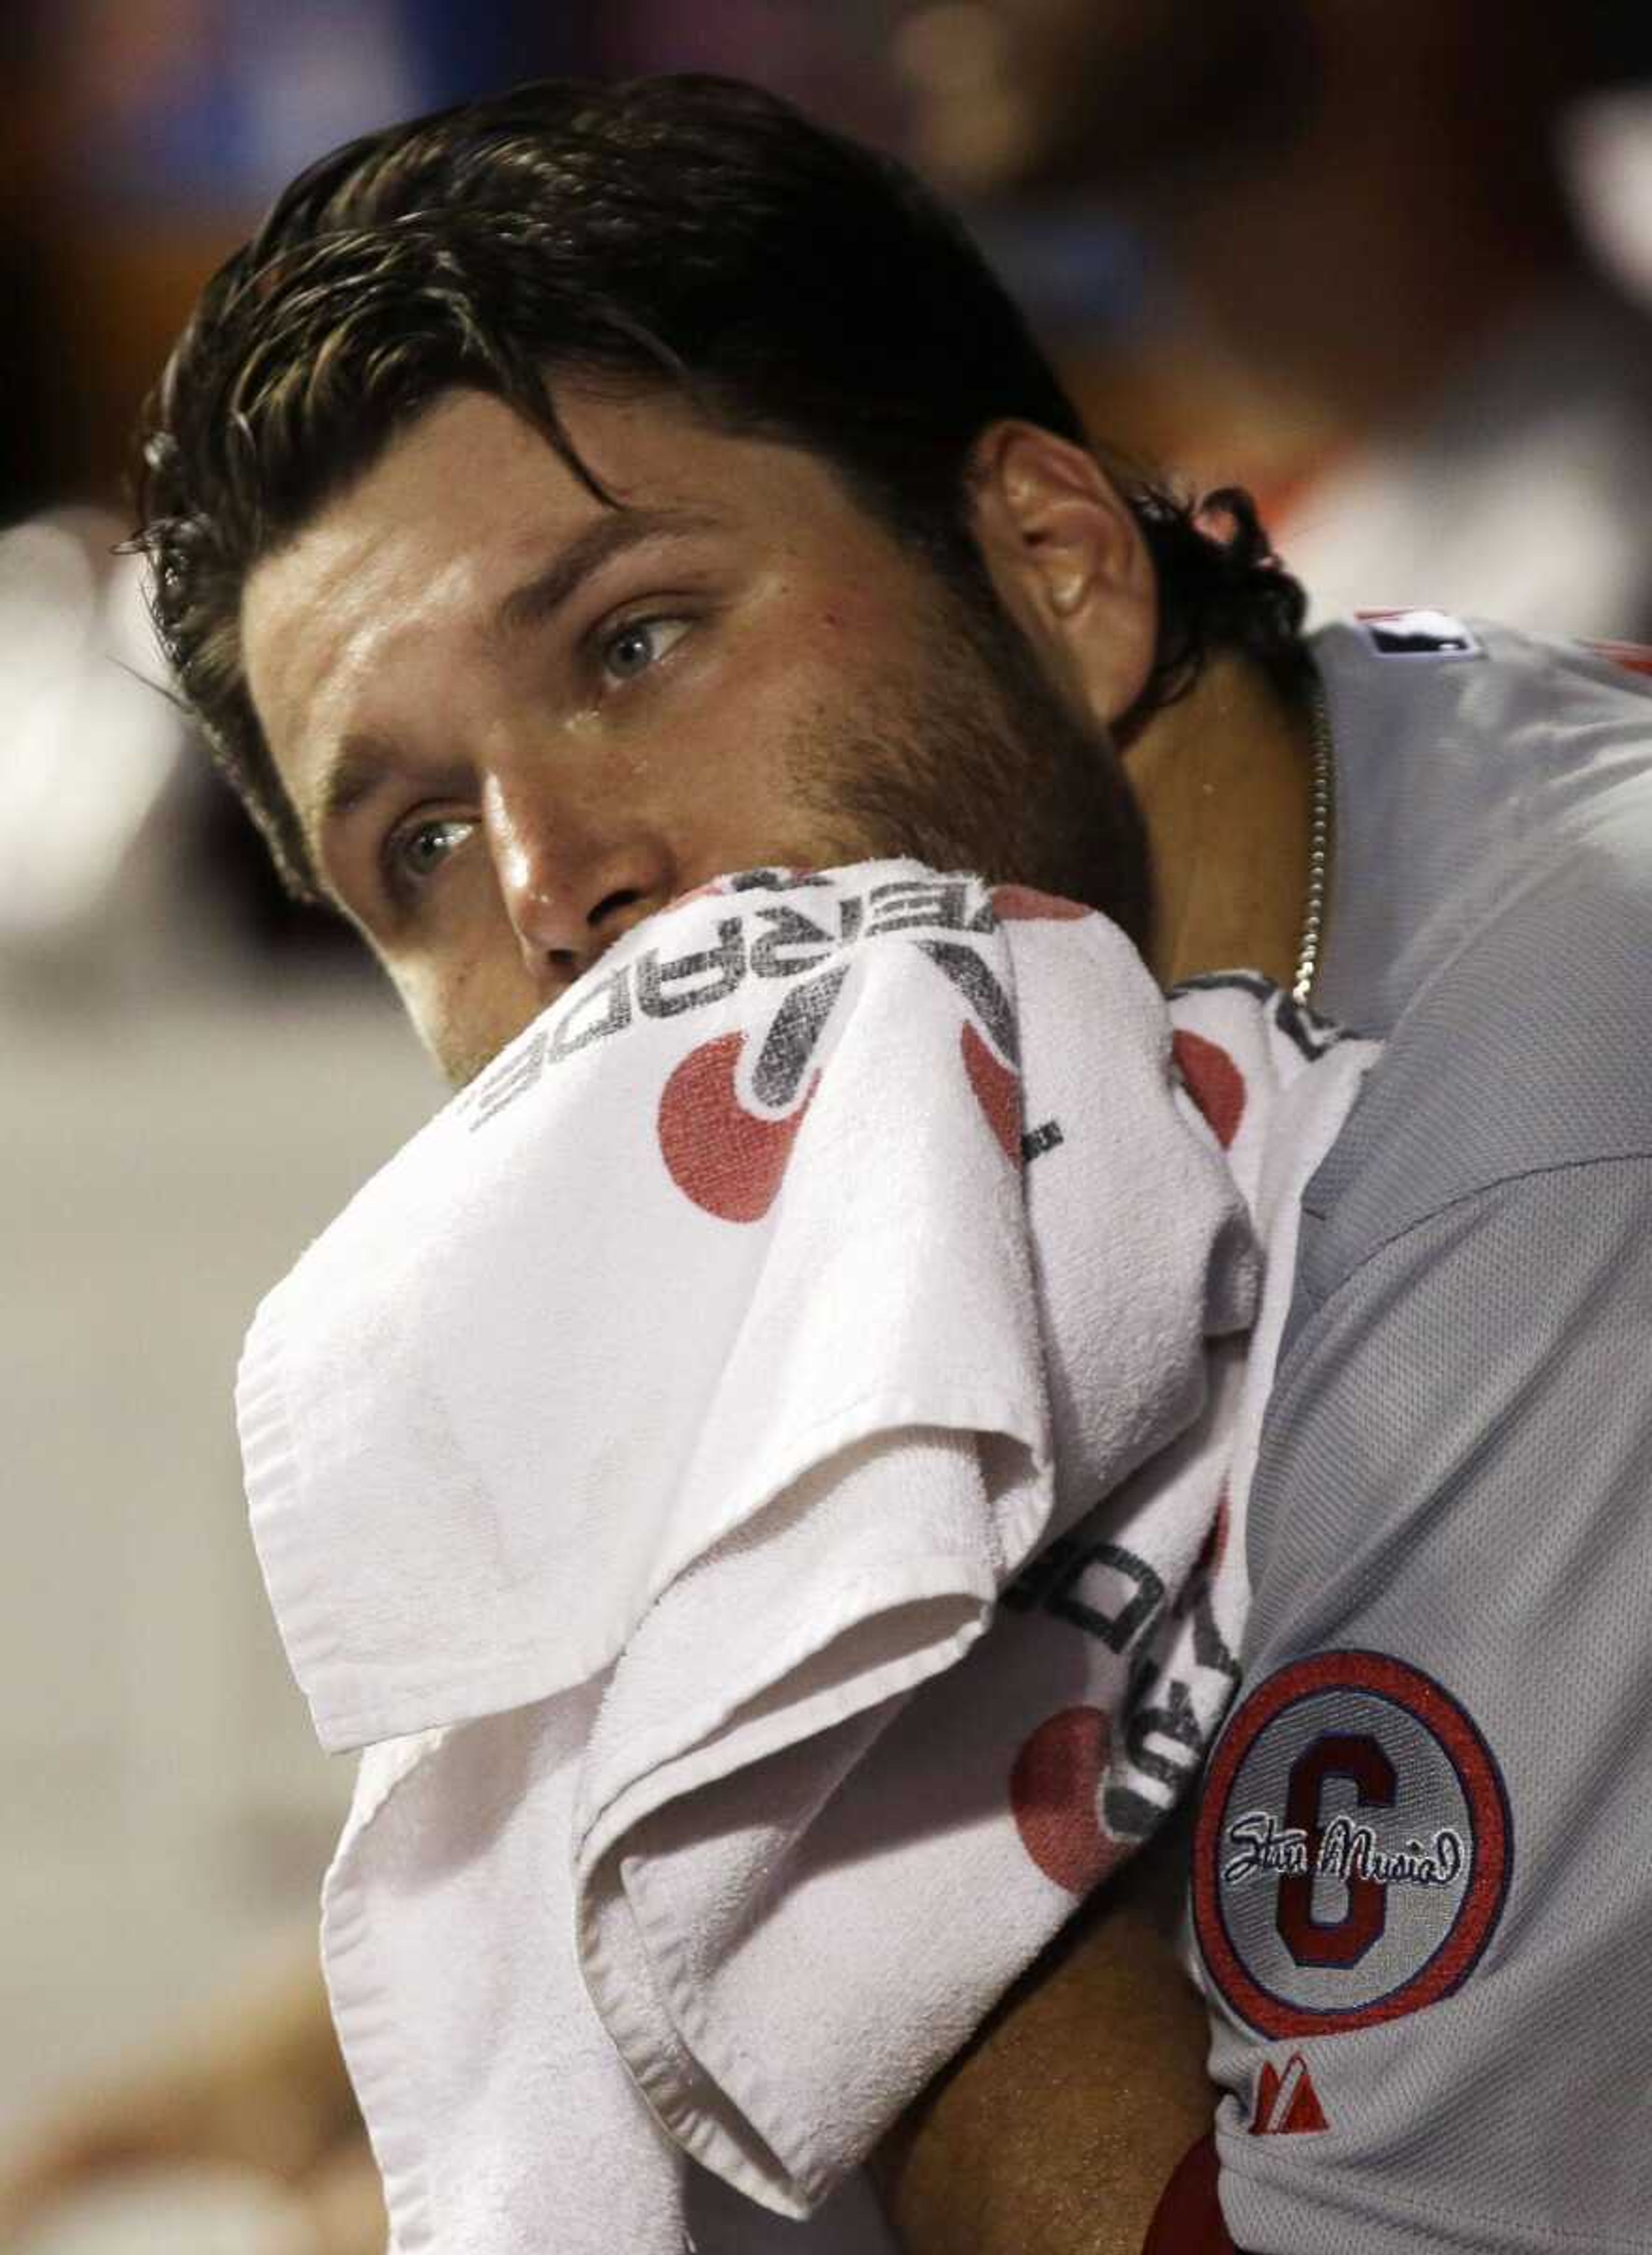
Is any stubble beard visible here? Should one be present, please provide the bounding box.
[782,566,1154,951]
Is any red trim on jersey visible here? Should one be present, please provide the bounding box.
[1140,2133,1238,2254]
[1584,638,1652,679]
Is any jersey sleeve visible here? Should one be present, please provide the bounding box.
[1191,802,1652,2255]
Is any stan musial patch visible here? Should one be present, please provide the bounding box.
[1193,1651,1511,2038]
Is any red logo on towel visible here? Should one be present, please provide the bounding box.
[1171,1031,1246,1149]
[656,879,1082,1221]
[656,1032,827,1225]
[1010,1706,1133,1894]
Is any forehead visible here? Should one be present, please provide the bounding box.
[241,387,715,718]
[237,383,917,820]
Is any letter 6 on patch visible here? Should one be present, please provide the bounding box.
[1193,1651,1511,2038]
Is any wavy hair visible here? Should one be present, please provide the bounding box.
[133,73,1307,900]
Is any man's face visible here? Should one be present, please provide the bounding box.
[242,384,1143,1087]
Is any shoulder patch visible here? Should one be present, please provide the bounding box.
[1193,1651,1511,2038]
[1355,609,1483,659]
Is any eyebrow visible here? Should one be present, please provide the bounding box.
[491,505,725,638]
[298,505,726,864]
[301,736,396,865]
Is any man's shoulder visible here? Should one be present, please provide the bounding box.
[1298,731,1652,1312]
[1310,608,1652,1041]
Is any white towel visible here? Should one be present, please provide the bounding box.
[236,861,1375,2253]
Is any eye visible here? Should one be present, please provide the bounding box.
[386,813,475,893]
[599,615,690,685]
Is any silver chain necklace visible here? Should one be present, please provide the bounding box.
[1291,669,1335,1006]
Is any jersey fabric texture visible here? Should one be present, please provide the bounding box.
[1193,614,1652,2254]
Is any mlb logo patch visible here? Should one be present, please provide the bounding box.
[1356,609,1483,659]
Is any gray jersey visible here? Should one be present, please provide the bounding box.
[1191,613,1652,2252]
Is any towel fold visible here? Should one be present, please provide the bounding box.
[237,862,1375,2252]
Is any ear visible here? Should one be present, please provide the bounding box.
[966,420,1158,726]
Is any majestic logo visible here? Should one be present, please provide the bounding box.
[1248,2052,1329,2136]
[1193,1651,1512,2039]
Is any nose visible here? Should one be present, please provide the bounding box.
[482,765,679,993]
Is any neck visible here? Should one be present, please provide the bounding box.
[1122,647,1318,992]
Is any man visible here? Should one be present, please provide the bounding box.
[40,70,1652,2254]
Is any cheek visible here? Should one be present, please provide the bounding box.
[372,882,544,1084]
[682,621,857,801]
[380,955,459,1078]
[382,949,502,1088]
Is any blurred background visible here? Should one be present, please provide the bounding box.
[4,2,1652,2247]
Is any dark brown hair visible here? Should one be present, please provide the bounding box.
[133,73,1307,900]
